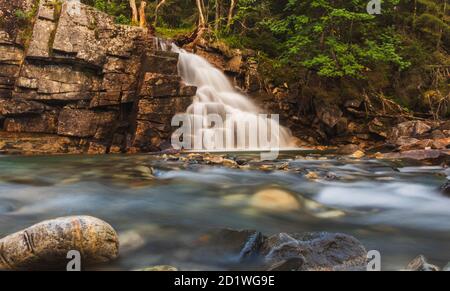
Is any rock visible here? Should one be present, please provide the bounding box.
[143,53,179,76]
[261,232,367,271]
[344,99,362,109]
[0,99,46,116]
[4,111,59,134]
[0,1,197,155]
[136,265,178,271]
[440,181,450,197]
[197,229,265,264]
[382,149,448,161]
[350,150,365,159]
[316,105,343,128]
[250,189,301,212]
[336,144,360,155]
[368,118,389,138]
[389,121,432,143]
[57,109,118,138]
[119,231,146,254]
[305,172,319,180]
[405,255,440,271]
[0,216,119,270]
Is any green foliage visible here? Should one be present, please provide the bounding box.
[233,0,412,79]
[81,0,131,24]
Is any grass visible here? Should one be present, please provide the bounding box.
[155,26,194,39]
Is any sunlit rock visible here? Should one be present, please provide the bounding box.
[250,189,300,211]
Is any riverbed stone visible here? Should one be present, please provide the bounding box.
[0,216,119,270]
[405,255,440,271]
[135,265,178,271]
[250,189,301,212]
[440,181,450,197]
[261,232,368,271]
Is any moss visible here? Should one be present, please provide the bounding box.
[155,26,194,39]
[16,0,40,48]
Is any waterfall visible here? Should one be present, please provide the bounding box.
[155,39,297,152]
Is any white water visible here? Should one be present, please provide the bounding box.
[156,39,296,151]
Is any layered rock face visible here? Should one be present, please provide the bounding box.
[0,0,195,155]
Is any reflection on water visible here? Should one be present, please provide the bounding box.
[0,154,449,270]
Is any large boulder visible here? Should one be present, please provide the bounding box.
[261,232,367,271]
[0,216,119,271]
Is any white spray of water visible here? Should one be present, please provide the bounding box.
[155,38,296,151]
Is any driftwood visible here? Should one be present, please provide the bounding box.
[0,216,119,271]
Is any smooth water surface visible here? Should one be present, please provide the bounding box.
[0,153,449,270]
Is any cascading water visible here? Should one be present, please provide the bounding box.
[155,38,297,152]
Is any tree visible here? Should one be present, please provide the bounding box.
[227,0,238,29]
[196,0,207,27]
[154,0,168,26]
[129,0,138,25]
[139,1,147,28]
[215,0,222,31]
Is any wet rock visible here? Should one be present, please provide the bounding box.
[305,172,319,180]
[440,181,450,197]
[261,232,367,271]
[350,150,365,159]
[405,255,440,271]
[382,149,448,161]
[136,265,178,271]
[119,230,146,254]
[0,216,119,270]
[198,229,265,264]
[250,189,301,212]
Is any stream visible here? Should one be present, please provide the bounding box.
[0,152,449,271]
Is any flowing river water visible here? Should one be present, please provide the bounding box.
[0,153,449,270]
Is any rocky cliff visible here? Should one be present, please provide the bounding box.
[0,0,196,155]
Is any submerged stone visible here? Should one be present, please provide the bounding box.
[262,232,367,271]
[250,189,301,212]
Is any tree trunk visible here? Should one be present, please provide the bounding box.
[129,0,138,25]
[196,0,207,27]
[215,0,222,31]
[227,0,238,30]
[154,0,168,27]
[436,0,447,50]
[139,1,147,28]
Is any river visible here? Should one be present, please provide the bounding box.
[0,152,449,270]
